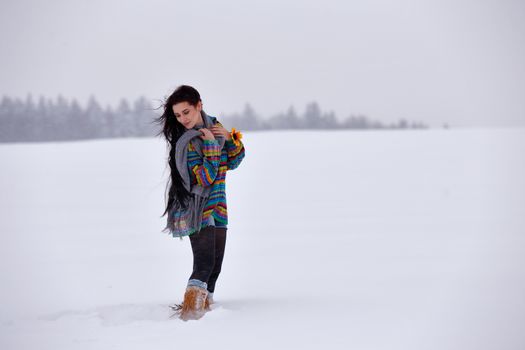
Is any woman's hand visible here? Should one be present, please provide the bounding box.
[210,124,232,141]
[199,128,216,141]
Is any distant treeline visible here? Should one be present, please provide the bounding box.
[0,94,429,143]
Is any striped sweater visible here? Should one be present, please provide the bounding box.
[186,120,245,234]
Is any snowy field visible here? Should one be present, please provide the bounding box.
[1,128,524,350]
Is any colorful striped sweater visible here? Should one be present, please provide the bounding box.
[186,120,245,234]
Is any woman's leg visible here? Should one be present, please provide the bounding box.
[188,225,216,286]
[206,227,227,294]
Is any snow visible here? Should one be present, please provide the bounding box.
[1,128,524,349]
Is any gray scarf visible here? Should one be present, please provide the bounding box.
[162,110,226,238]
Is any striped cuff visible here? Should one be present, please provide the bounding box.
[202,139,221,157]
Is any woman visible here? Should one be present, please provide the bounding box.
[155,85,245,321]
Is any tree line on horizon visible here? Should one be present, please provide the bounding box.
[0,94,429,143]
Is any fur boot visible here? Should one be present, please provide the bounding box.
[204,292,214,310]
[174,285,209,321]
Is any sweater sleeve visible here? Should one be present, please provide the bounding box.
[213,120,245,171]
[225,138,245,171]
[187,140,221,186]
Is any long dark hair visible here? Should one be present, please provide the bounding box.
[154,85,202,217]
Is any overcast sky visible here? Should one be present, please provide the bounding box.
[1,0,524,127]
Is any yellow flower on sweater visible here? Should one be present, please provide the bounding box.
[230,128,243,147]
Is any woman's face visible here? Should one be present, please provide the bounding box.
[172,101,203,129]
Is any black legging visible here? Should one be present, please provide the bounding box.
[189,225,227,293]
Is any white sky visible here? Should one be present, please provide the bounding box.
[1,0,524,127]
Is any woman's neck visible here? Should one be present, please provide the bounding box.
[195,113,204,127]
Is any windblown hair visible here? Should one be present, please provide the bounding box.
[154,85,202,217]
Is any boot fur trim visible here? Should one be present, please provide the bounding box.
[178,286,208,321]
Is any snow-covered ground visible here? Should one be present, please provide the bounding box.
[1,128,524,350]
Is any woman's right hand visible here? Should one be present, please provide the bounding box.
[199,128,216,141]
